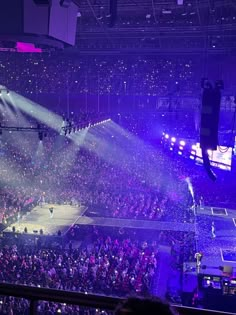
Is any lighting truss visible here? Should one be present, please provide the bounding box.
[0,126,48,133]
[60,118,111,136]
[0,125,48,141]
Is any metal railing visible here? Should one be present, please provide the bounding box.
[0,283,235,315]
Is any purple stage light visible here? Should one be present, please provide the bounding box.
[178,151,182,155]
[16,42,42,53]
[165,134,169,139]
[179,140,185,146]
[190,155,195,160]
[171,137,176,142]
[192,144,197,150]
[179,146,184,150]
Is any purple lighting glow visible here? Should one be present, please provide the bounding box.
[16,42,42,53]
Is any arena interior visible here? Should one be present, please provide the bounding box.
[0,0,236,314]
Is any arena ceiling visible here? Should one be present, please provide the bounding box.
[72,0,236,54]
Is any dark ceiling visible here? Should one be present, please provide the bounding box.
[72,0,236,54]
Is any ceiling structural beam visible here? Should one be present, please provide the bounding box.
[109,0,118,27]
[195,0,203,27]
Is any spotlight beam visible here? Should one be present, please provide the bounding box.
[10,92,63,131]
[81,121,182,194]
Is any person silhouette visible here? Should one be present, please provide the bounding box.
[115,297,177,315]
[211,221,216,238]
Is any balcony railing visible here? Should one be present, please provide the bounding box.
[0,283,235,315]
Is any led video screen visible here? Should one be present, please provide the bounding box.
[195,143,232,171]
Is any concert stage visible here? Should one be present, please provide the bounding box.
[182,206,236,280]
[182,205,236,307]
[3,204,87,236]
[196,206,236,272]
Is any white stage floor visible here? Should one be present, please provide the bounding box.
[4,204,86,236]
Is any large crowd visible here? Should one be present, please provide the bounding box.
[0,53,235,98]
[0,235,157,295]
[0,225,195,314]
[0,53,206,97]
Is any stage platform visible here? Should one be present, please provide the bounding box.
[194,206,236,275]
[3,204,86,236]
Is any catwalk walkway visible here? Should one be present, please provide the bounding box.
[75,216,195,232]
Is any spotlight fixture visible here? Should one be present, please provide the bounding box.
[215,80,224,90]
[0,85,8,94]
[201,78,212,89]
[60,0,72,8]
[61,117,110,135]
[37,124,44,141]
[38,132,43,141]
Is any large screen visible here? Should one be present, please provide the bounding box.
[202,275,222,289]
[195,143,233,171]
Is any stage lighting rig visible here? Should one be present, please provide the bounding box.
[215,80,224,90]
[61,118,74,136]
[0,85,10,95]
[60,118,111,136]
[37,124,46,141]
[0,123,48,140]
[201,78,211,89]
